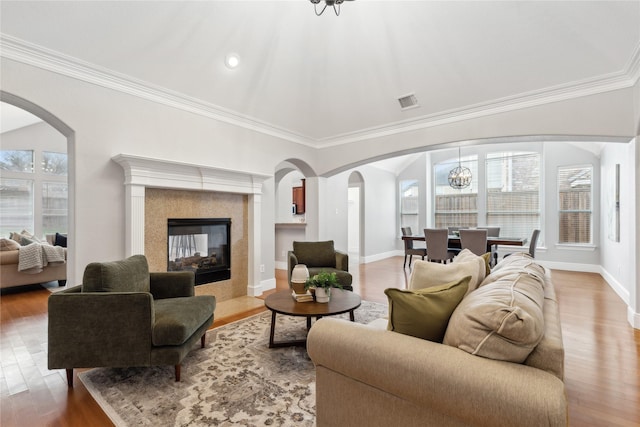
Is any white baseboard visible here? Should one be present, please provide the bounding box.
[628,306,640,329]
[361,250,402,264]
[599,266,631,305]
[275,261,287,270]
[260,277,276,292]
[535,260,601,273]
[246,277,276,296]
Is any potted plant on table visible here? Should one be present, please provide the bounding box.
[305,271,342,303]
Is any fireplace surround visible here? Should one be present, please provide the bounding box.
[113,154,270,297]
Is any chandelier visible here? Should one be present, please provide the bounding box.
[448,147,473,189]
[310,0,353,16]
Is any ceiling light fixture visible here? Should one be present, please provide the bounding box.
[448,147,473,190]
[225,53,240,69]
[310,0,354,16]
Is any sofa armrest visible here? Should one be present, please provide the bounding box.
[150,271,195,299]
[307,318,567,427]
[48,285,154,369]
[335,250,349,272]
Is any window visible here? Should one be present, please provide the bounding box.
[485,152,540,238]
[558,165,592,244]
[434,155,478,228]
[42,182,68,235]
[42,151,68,175]
[400,180,420,233]
[0,150,34,173]
[0,178,34,235]
[0,149,67,238]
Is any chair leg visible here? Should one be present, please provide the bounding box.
[201,334,206,348]
[408,255,413,268]
[175,365,181,382]
[403,254,408,268]
[66,368,74,387]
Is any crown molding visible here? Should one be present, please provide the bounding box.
[2,34,638,148]
[0,34,315,147]
[627,43,640,84]
[318,65,637,147]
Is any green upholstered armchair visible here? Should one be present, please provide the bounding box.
[48,255,216,387]
[287,240,353,291]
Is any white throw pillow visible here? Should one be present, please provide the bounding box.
[409,258,486,296]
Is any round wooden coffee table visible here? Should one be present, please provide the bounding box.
[264,289,362,348]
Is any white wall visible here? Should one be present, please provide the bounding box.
[347,186,360,254]
[600,140,637,318]
[359,165,397,261]
[260,177,276,285]
[1,120,65,152]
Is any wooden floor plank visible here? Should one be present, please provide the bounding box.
[0,258,638,426]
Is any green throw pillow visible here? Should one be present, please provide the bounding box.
[384,276,471,342]
[481,252,492,275]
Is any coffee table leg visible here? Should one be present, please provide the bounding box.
[307,316,312,330]
[269,311,277,348]
[349,310,355,322]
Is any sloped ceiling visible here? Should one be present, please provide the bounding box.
[1,1,639,146]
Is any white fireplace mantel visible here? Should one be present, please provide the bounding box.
[112,153,270,194]
[112,153,272,296]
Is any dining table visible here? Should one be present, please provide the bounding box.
[401,234,527,265]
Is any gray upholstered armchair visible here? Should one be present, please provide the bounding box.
[287,240,353,291]
[48,255,216,387]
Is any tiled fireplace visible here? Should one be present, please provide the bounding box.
[113,154,270,300]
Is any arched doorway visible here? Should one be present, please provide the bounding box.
[1,91,76,284]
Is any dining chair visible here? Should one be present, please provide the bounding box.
[527,229,540,258]
[477,226,500,237]
[424,228,456,263]
[446,226,466,254]
[504,229,540,259]
[478,226,500,265]
[447,226,467,235]
[459,228,488,256]
[401,227,427,268]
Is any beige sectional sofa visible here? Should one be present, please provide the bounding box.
[0,234,67,289]
[307,252,567,427]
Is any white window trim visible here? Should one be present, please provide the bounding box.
[557,163,594,245]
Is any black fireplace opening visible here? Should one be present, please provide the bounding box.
[167,218,231,285]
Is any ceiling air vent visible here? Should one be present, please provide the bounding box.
[398,93,419,110]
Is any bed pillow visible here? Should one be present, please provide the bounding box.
[385,276,470,342]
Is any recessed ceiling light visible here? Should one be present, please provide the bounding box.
[225,53,240,69]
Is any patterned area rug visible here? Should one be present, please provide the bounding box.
[79,300,387,426]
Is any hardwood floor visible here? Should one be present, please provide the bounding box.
[1,258,638,426]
